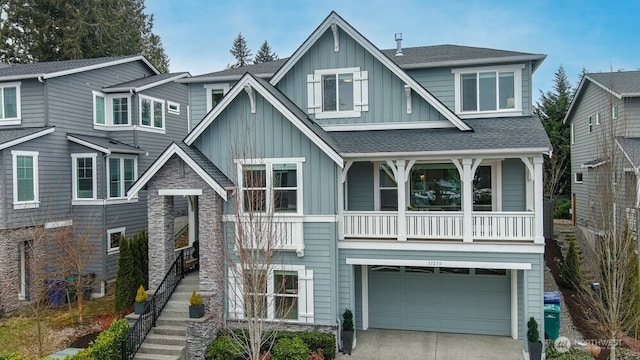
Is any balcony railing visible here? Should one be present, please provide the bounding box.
[236,217,305,256]
[342,211,534,241]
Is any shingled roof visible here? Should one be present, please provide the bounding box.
[0,127,55,150]
[587,71,640,97]
[103,72,190,92]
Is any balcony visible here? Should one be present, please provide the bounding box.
[342,211,535,242]
[236,217,305,256]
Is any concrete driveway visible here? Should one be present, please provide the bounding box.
[336,329,523,360]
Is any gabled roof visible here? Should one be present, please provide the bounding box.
[184,72,343,166]
[329,116,551,157]
[617,137,640,168]
[67,133,146,154]
[103,72,190,93]
[0,55,158,82]
[0,127,55,150]
[127,142,234,201]
[581,157,609,169]
[180,58,289,83]
[269,11,471,132]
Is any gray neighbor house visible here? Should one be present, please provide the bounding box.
[127,11,552,358]
[0,55,190,313]
[566,71,640,235]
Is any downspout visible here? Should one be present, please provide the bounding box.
[131,90,139,148]
[101,153,108,296]
[37,76,48,127]
[2,150,7,225]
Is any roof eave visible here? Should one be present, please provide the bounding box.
[42,55,159,80]
[0,127,55,150]
[178,73,273,84]
[400,54,547,71]
[0,74,44,82]
[103,73,190,93]
[341,147,552,159]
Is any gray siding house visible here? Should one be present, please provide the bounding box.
[566,71,640,232]
[0,56,190,312]
[130,12,550,355]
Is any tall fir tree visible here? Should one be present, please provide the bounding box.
[229,32,252,68]
[0,0,169,72]
[534,65,573,197]
[254,40,278,64]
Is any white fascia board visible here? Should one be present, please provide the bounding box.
[345,257,533,269]
[0,127,55,151]
[178,73,273,84]
[43,56,159,79]
[400,54,547,71]
[104,73,190,93]
[127,143,229,201]
[342,147,551,160]
[621,92,640,98]
[66,134,111,154]
[185,75,343,167]
[340,241,544,254]
[269,12,470,132]
[563,77,587,124]
[0,74,43,82]
[323,121,454,132]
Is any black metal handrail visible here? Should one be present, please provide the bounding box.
[121,249,186,360]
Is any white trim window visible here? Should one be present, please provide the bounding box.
[377,163,398,211]
[107,156,137,198]
[588,116,593,134]
[12,150,39,209]
[575,172,584,183]
[204,83,230,112]
[595,112,601,125]
[107,227,125,254]
[571,123,575,144]
[452,65,523,116]
[0,82,21,125]
[228,265,314,323]
[72,153,97,201]
[307,67,368,119]
[236,158,304,215]
[612,104,619,120]
[139,94,165,130]
[167,101,180,115]
[93,91,132,128]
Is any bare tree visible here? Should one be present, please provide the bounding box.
[578,73,640,359]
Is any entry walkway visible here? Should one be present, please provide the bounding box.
[337,329,523,360]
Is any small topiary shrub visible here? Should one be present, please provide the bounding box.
[527,317,540,344]
[272,337,310,360]
[560,238,584,290]
[190,290,203,306]
[135,285,148,303]
[206,335,244,360]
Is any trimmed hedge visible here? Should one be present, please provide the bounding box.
[66,318,130,360]
[206,335,244,360]
[272,337,309,360]
[276,331,335,360]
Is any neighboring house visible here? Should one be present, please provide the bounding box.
[129,12,550,355]
[0,56,190,313]
[565,71,640,232]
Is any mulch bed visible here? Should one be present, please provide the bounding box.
[68,331,101,348]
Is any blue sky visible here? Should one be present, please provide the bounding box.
[146,0,640,100]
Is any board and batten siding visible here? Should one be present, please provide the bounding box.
[275,27,445,127]
[338,249,543,340]
[192,90,338,216]
[502,159,526,211]
[347,162,374,211]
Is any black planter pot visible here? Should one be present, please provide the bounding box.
[134,301,148,315]
[189,304,205,318]
[341,330,354,355]
[528,342,542,360]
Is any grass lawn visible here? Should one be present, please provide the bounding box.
[0,296,115,359]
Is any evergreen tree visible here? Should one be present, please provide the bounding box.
[0,0,169,72]
[534,65,573,197]
[254,40,278,64]
[114,239,136,314]
[560,238,584,290]
[230,32,252,68]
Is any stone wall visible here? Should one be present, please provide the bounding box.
[0,229,21,313]
[186,313,221,360]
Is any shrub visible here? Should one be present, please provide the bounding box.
[272,337,309,360]
[135,285,148,303]
[554,198,572,219]
[308,348,324,360]
[65,348,95,360]
[90,318,130,360]
[0,353,27,360]
[206,335,244,360]
[560,238,584,290]
[114,231,149,314]
[527,317,540,343]
[280,331,335,360]
[190,290,203,306]
[545,344,595,359]
[342,309,354,332]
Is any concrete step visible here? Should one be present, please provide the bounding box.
[145,333,187,346]
[138,343,184,356]
[151,325,186,337]
[164,301,191,309]
[134,353,180,360]
[161,309,189,318]
[156,317,189,327]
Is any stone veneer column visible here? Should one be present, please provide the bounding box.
[0,231,20,313]
[147,192,175,290]
[197,188,224,328]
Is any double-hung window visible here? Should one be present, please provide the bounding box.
[139,95,165,130]
[93,91,131,127]
[107,156,137,198]
[237,159,303,214]
[12,150,39,209]
[107,227,125,254]
[72,154,97,201]
[0,82,21,125]
[204,84,230,112]
[307,67,368,119]
[228,265,314,322]
[452,65,523,116]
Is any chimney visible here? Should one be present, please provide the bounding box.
[395,33,403,56]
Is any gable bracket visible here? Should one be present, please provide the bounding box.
[330,23,339,52]
[404,84,412,114]
[243,84,256,114]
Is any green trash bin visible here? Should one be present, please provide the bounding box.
[544,304,561,340]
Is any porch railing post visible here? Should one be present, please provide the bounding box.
[462,158,473,242]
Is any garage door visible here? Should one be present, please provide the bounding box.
[368,266,510,336]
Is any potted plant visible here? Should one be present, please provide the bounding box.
[341,309,354,355]
[189,290,204,318]
[527,317,542,360]
[134,285,149,315]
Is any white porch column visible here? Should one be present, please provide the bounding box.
[511,269,518,339]
[396,161,407,241]
[533,157,545,244]
[338,161,353,241]
[462,158,473,242]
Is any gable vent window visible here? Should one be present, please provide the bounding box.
[307,67,368,119]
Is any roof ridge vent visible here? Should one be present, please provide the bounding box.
[395,33,403,57]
